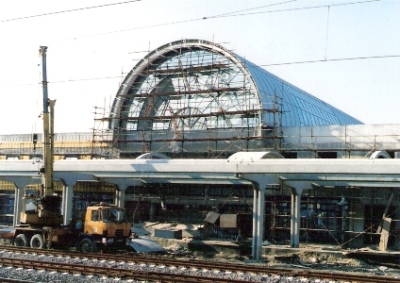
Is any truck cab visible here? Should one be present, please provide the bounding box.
[78,202,132,252]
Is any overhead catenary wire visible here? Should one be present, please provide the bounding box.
[202,0,298,19]
[62,0,383,39]
[260,54,400,68]
[205,0,382,20]
[0,0,393,90]
[2,0,381,39]
[0,0,143,23]
[1,53,398,89]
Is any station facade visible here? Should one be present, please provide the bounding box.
[0,39,399,250]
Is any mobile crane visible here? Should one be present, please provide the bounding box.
[12,46,132,252]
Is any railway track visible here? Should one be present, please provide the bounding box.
[0,245,398,283]
[0,257,251,283]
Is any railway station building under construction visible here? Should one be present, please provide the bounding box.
[0,39,400,252]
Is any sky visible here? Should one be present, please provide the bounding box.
[0,0,399,135]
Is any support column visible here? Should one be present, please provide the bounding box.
[13,186,24,227]
[283,180,308,248]
[239,174,278,261]
[115,187,126,208]
[62,185,74,225]
[9,178,34,228]
[253,184,265,260]
[252,185,258,258]
[289,187,302,248]
[59,177,78,226]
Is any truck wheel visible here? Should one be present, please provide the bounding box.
[78,238,95,253]
[14,234,28,247]
[30,234,45,249]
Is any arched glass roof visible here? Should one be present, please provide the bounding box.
[109,39,362,156]
[239,57,362,127]
[110,39,262,133]
[110,39,361,134]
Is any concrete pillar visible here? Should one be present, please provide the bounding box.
[283,180,308,248]
[115,188,126,208]
[289,187,303,248]
[238,174,278,261]
[256,186,265,259]
[13,186,23,227]
[252,185,258,258]
[251,183,265,260]
[62,185,74,225]
[9,178,34,227]
[61,187,67,218]
[290,192,295,246]
[59,178,77,226]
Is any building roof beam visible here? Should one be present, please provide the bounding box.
[140,63,229,75]
[118,87,244,98]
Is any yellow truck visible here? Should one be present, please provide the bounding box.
[13,202,132,252]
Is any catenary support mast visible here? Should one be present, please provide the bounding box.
[39,46,54,196]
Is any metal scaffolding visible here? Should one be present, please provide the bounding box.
[99,40,283,158]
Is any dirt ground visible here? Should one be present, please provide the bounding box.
[134,222,400,279]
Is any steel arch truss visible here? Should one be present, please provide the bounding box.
[110,39,263,156]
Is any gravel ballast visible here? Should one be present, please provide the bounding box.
[0,249,355,283]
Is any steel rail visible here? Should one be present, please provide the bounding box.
[0,245,399,283]
[0,257,252,283]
